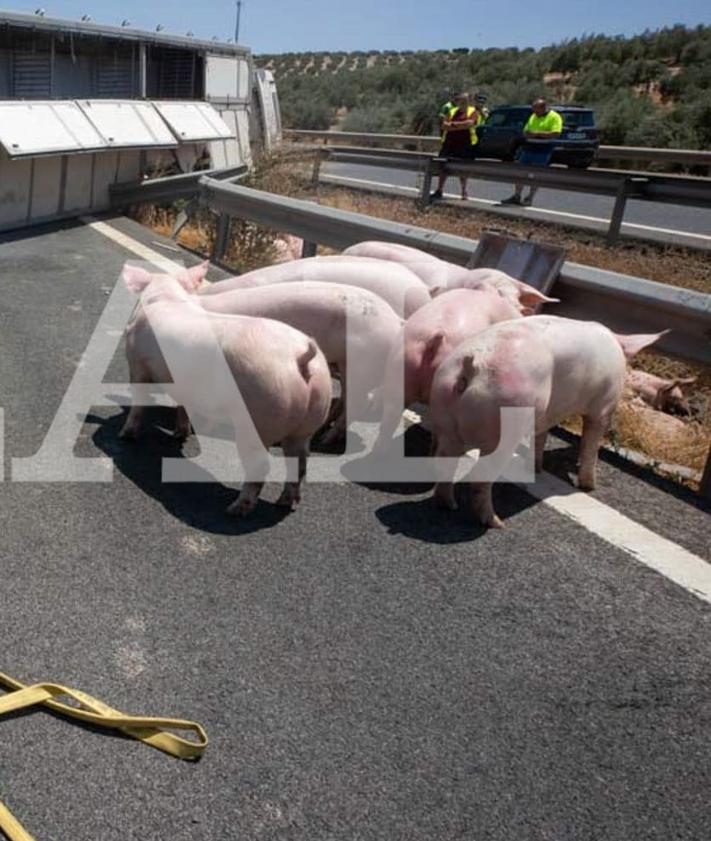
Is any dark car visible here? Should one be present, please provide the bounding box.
[475,105,599,169]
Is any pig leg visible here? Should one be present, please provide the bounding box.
[469,482,503,530]
[276,436,309,510]
[577,413,611,490]
[119,365,151,440]
[227,442,270,517]
[433,437,460,510]
[326,363,344,425]
[535,431,548,473]
[174,406,192,441]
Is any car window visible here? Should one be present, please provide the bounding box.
[486,111,509,126]
[561,110,595,127]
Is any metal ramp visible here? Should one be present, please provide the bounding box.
[466,230,566,294]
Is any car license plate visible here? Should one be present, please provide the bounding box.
[567,132,585,139]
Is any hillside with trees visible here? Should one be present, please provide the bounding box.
[256,26,711,148]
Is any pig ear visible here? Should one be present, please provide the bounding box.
[122,264,153,293]
[179,260,210,292]
[659,376,696,396]
[615,330,669,359]
[516,281,559,308]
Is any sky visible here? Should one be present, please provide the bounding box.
[6,0,711,53]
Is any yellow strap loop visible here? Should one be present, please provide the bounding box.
[0,671,208,841]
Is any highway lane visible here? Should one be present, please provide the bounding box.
[0,216,710,841]
[321,161,711,243]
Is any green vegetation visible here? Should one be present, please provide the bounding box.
[256,26,711,147]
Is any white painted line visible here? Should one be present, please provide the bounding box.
[524,470,711,605]
[80,215,187,272]
[321,173,711,244]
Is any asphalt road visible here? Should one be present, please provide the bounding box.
[322,161,711,243]
[0,216,710,841]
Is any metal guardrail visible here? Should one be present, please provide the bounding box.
[308,146,711,246]
[284,128,711,168]
[110,164,248,205]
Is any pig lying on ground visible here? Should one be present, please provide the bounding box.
[342,241,556,313]
[196,279,403,444]
[429,316,665,528]
[120,264,332,516]
[272,234,304,263]
[624,369,696,416]
[199,256,432,318]
[375,287,523,449]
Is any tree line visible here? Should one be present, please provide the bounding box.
[256,25,711,149]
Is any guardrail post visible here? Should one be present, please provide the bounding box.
[417,158,438,210]
[212,213,232,262]
[607,178,630,246]
[311,149,326,186]
[701,448,711,502]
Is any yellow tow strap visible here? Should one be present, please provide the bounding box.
[0,671,208,841]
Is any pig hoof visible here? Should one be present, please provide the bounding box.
[434,494,457,511]
[320,426,344,447]
[486,514,505,530]
[276,488,301,510]
[577,476,596,491]
[227,497,258,518]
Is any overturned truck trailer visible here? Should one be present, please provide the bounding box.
[0,10,282,231]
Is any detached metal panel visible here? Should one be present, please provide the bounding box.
[254,69,280,152]
[154,101,234,142]
[0,101,107,157]
[79,100,177,148]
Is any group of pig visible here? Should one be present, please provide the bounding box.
[120,240,677,528]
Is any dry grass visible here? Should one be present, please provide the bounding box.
[128,151,711,485]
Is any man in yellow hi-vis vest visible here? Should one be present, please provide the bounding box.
[501,97,563,206]
[430,92,482,202]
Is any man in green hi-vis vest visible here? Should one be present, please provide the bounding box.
[501,97,563,206]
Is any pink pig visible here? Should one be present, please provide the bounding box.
[429,315,665,528]
[625,369,696,416]
[342,241,555,313]
[375,287,523,449]
[196,280,403,443]
[120,264,332,517]
[199,255,431,318]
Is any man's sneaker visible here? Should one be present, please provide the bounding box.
[500,194,522,206]
[429,189,443,203]
[521,195,533,206]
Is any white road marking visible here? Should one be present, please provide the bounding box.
[81,216,187,272]
[321,173,711,245]
[84,217,711,605]
[525,471,711,605]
